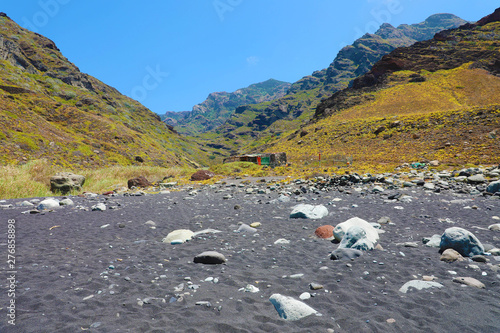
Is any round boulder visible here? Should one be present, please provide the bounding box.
[315,225,334,239]
[440,227,484,257]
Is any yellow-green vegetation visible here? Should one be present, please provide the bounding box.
[267,103,500,173]
[0,15,205,168]
[0,159,196,199]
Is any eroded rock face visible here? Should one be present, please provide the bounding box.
[50,172,85,194]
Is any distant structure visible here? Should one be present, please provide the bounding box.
[223,152,287,167]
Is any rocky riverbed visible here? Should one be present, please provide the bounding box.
[1,165,500,332]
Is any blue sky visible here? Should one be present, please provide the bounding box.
[2,1,499,113]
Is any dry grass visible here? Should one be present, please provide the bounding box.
[0,159,196,199]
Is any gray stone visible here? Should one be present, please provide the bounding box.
[330,248,363,261]
[338,226,375,251]
[269,294,318,321]
[91,203,106,211]
[36,198,60,210]
[162,229,194,244]
[50,172,85,194]
[290,204,328,219]
[452,277,485,289]
[423,234,443,247]
[193,251,226,264]
[59,198,74,206]
[399,280,443,293]
[333,217,379,244]
[236,224,257,233]
[440,227,484,257]
[488,224,500,232]
[468,174,486,183]
[487,180,500,194]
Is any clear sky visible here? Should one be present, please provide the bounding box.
[2,1,498,113]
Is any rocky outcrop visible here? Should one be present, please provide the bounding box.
[50,172,85,194]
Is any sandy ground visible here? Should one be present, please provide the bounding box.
[1,183,500,332]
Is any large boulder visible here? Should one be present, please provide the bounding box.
[338,226,376,251]
[269,294,318,321]
[127,176,152,189]
[191,170,215,181]
[290,204,328,219]
[333,217,379,244]
[440,227,484,257]
[50,172,85,194]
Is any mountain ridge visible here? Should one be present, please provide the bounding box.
[161,78,291,135]
[0,12,201,167]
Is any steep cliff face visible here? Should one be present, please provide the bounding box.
[161,79,291,135]
[206,13,466,155]
[0,13,201,167]
[262,9,500,168]
[315,10,500,119]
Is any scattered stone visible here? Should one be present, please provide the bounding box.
[236,224,257,233]
[18,200,34,207]
[289,204,328,219]
[239,284,259,293]
[338,226,376,251]
[309,283,324,290]
[314,225,334,239]
[299,292,311,300]
[162,229,194,244]
[486,180,500,194]
[59,198,74,206]
[193,251,226,265]
[191,170,215,181]
[440,227,485,257]
[422,276,438,281]
[250,222,261,228]
[471,255,487,263]
[330,248,363,261]
[127,176,152,189]
[274,238,290,245]
[452,277,485,289]
[488,224,500,232]
[440,248,465,262]
[269,294,319,321]
[423,234,442,247]
[36,198,60,210]
[467,174,486,184]
[399,280,444,293]
[333,217,379,245]
[397,242,419,248]
[91,203,106,211]
[377,216,392,225]
[50,172,85,194]
[387,318,396,324]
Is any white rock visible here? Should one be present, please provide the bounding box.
[91,203,106,211]
[269,294,319,321]
[274,238,290,245]
[162,229,194,244]
[299,292,311,300]
[290,204,328,219]
[333,217,379,244]
[37,198,60,210]
[399,280,443,293]
[59,198,74,206]
[239,284,259,293]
